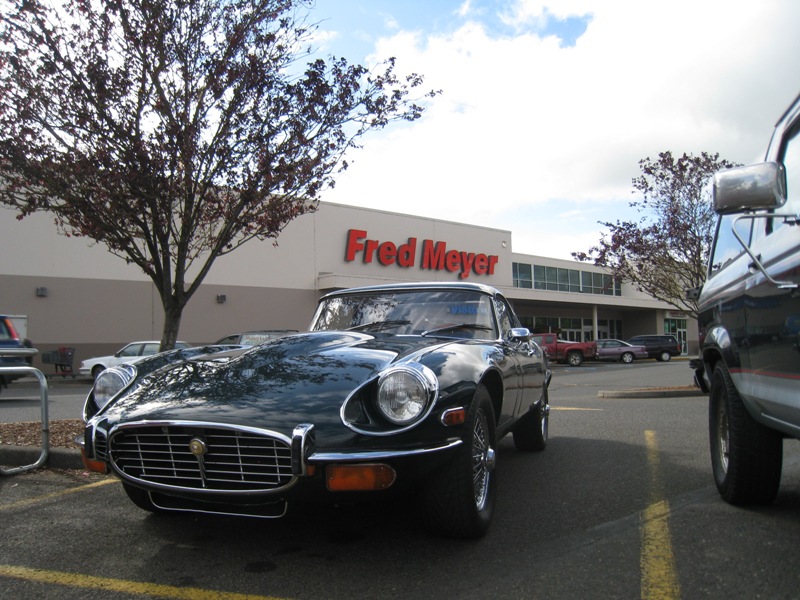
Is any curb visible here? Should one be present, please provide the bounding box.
[0,445,84,471]
[597,389,706,398]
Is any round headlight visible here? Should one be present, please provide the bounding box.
[376,366,434,425]
[93,365,135,411]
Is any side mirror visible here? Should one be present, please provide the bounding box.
[712,162,786,215]
[685,286,702,301]
[508,327,531,343]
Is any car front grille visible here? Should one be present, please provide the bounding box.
[108,424,293,492]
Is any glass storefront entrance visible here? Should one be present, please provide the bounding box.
[665,317,688,355]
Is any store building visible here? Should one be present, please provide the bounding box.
[0,201,695,369]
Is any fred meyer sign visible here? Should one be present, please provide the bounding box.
[344,229,499,280]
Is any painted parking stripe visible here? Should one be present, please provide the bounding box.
[640,430,680,599]
[0,564,289,600]
[0,478,118,512]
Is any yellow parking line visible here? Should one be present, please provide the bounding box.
[0,478,118,512]
[640,430,680,599]
[0,564,289,600]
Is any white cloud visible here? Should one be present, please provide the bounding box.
[321,0,800,259]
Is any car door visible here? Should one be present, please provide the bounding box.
[496,295,546,419]
[597,340,619,360]
[743,117,800,426]
[110,343,144,368]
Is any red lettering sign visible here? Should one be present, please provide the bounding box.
[344,229,499,279]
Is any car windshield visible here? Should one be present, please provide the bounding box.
[311,289,498,339]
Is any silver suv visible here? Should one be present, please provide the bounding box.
[692,92,800,505]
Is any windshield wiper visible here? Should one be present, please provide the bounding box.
[421,323,494,337]
[347,319,411,332]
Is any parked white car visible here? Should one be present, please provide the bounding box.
[79,340,190,379]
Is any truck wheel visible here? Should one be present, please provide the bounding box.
[620,352,634,364]
[513,388,549,451]
[709,362,782,505]
[567,351,583,367]
[420,385,496,538]
[658,351,672,362]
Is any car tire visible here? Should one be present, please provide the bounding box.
[567,351,583,367]
[658,351,672,362]
[512,389,549,451]
[709,362,783,505]
[91,365,105,380]
[620,352,634,364]
[122,482,165,514]
[421,384,496,539]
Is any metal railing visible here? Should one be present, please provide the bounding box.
[1,347,49,476]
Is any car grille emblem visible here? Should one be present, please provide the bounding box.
[189,437,207,456]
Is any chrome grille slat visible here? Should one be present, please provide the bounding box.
[109,425,294,492]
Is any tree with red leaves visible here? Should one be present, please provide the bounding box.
[0,0,437,349]
[572,151,740,318]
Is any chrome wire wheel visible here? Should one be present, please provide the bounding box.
[471,409,495,511]
[715,398,730,474]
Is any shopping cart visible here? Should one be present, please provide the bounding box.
[41,346,76,377]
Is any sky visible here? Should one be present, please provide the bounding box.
[302,0,800,259]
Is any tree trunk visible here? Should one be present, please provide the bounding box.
[160,296,185,352]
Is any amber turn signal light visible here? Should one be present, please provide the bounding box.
[326,463,396,491]
[441,407,466,426]
[81,449,108,474]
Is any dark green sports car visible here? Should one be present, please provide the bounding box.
[80,282,551,538]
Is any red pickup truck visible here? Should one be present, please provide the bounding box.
[530,333,597,367]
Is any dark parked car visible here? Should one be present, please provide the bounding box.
[595,339,648,363]
[691,92,800,506]
[79,282,552,538]
[626,334,681,361]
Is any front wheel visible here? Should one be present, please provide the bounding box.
[620,352,634,364]
[566,351,583,367]
[709,362,782,505]
[420,385,497,539]
[91,365,106,380]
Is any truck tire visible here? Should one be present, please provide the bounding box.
[709,362,782,505]
[567,351,583,367]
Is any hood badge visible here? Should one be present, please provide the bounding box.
[189,437,207,456]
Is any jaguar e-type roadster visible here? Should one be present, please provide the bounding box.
[80,282,552,538]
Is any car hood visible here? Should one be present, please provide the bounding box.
[98,331,450,445]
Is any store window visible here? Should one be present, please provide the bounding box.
[512,262,533,288]
[513,262,621,296]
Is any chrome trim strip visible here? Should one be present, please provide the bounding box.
[308,438,462,463]
[110,420,293,444]
[291,423,315,476]
[149,493,289,519]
